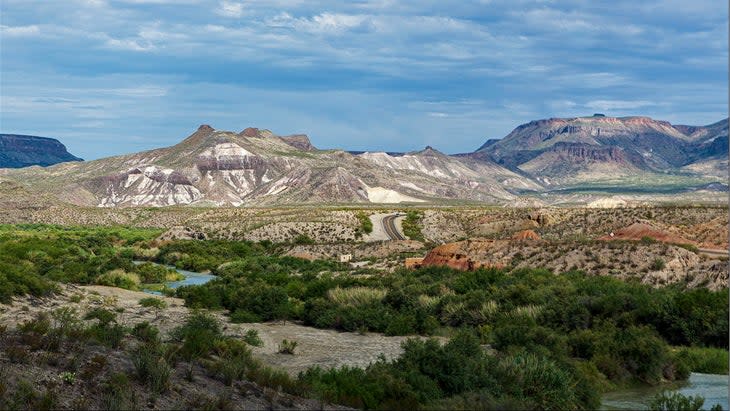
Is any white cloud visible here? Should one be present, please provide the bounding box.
[104,37,156,51]
[216,1,245,18]
[0,24,41,37]
[585,100,656,111]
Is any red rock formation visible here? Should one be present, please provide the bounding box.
[511,229,540,240]
[597,222,696,245]
[421,239,507,271]
[241,127,260,137]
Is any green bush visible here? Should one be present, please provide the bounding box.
[139,297,167,309]
[278,339,298,355]
[402,211,424,242]
[134,263,182,284]
[171,311,222,361]
[649,392,705,411]
[356,212,373,235]
[673,346,729,375]
[131,342,171,393]
[650,258,666,271]
[132,321,160,343]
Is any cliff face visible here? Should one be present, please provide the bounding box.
[0,134,83,168]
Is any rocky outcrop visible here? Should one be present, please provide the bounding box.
[280,135,315,151]
[0,134,82,168]
[511,229,540,240]
[421,239,508,271]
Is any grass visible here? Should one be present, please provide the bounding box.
[327,286,386,307]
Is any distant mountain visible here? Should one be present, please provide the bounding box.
[0,125,538,207]
[1,115,725,207]
[469,115,728,186]
[0,134,83,168]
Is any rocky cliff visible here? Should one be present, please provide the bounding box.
[0,134,82,168]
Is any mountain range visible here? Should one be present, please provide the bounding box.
[0,115,726,207]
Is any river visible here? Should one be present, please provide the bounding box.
[602,373,729,410]
[133,261,216,295]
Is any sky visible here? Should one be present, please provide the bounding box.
[1,0,728,160]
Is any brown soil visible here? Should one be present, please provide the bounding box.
[597,222,696,245]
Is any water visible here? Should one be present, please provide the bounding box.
[133,261,216,295]
[602,373,729,410]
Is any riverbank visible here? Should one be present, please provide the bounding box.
[602,373,729,410]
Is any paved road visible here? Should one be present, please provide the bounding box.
[382,213,406,240]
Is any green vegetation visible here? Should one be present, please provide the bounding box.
[649,391,721,411]
[672,346,729,375]
[356,212,373,235]
[401,210,425,242]
[0,224,163,301]
[1,225,727,410]
[278,339,298,354]
[139,297,167,309]
[300,330,593,410]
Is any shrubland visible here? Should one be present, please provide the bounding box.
[1,224,727,410]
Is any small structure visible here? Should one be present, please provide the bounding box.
[405,257,424,269]
[338,254,352,263]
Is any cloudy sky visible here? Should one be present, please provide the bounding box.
[1,0,727,160]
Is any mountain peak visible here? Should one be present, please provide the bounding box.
[240,127,259,137]
[413,145,445,157]
[197,124,214,132]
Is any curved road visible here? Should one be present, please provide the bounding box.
[382,213,406,240]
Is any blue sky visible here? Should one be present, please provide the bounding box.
[1,0,727,160]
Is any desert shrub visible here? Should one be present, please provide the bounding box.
[139,297,167,309]
[641,236,657,245]
[132,321,160,343]
[8,380,38,410]
[95,269,140,290]
[650,258,666,271]
[402,211,424,242]
[293,234,315,245]
[328,286,386,307]
[356,212,373,234]
[171,311,222,361]
[209,339,255,385]
[131,342,171,393]
[80,355,108,381]
[84,309,127,348]
[100,373,136,411]
[649,392,706,411]
[278,339,298,354]
[242,329,263,347]
[134,262,181,284]
[59,371,76,385]
[496,351,587,410]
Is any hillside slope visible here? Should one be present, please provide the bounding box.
[1,125,538,207]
